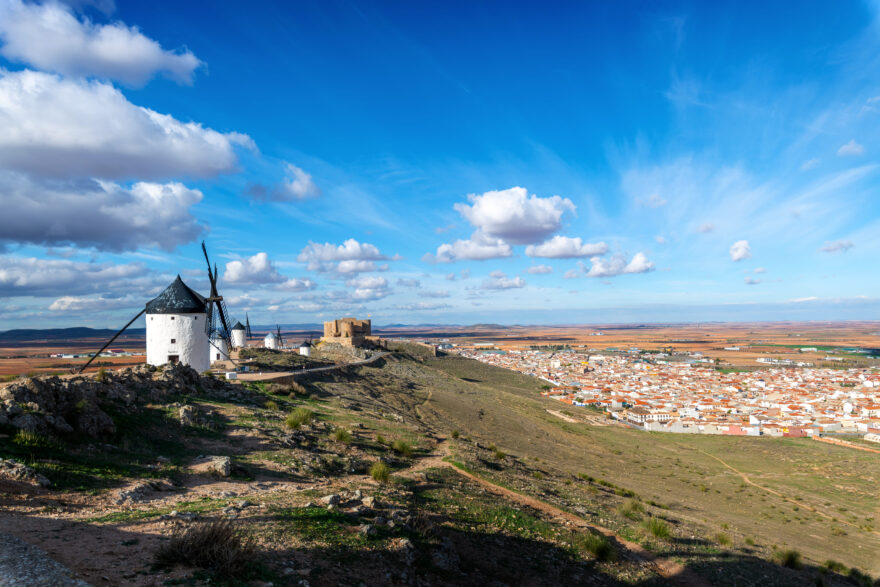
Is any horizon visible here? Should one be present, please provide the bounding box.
[1,1,879,328]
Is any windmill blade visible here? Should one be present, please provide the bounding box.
[245,313,252,338]
[204,300,214,336]
[201,240,219,297]
[77,308,145,374]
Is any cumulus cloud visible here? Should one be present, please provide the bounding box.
[584,252,655,278]
[527,264,553,274]
[820,240,854,253]
[655,235,667,244]
[525,236,608,259]
[48,294,134,311]
[343,275,392,301]
[698,223,715,233]
[480,270,526,290]
[223,252,286,285]
[422,290,451,298]
[0,256,148,296]
[424,231,512,263]
[460,268,471,279]
[445,273,456,281]
[563,269,579,279]
[0,69,253,180]
[399,302,451,311]
[244,163,321,202]
[453,187,575,244]
[729,240,751,261]
[297,238,388,273]
[0,173,204,251]
[0,0,201,86]
[837,139,864,157]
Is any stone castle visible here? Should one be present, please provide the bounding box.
[322,317,372,347]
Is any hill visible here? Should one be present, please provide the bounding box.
[0,327,145,342]
[0,347,876,585]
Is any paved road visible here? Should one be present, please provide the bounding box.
[236,351,390,382]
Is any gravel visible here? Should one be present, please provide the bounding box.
[0,532,91,586]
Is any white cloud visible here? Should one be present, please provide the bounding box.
[820,240,854,253]
[276,278,316,292]
[422,290,451,298]
[0,69,253,180]
[638,193,668,208]
[698,223,716,233]
[790,296,818,303]
[0,0,201,86]
[424,231,512,263]
[800,158,820,171]
[754,267,766,274]
[49,295,133,311]
[453,186,575,244]
[396,278,420,288]
[223,252,285,285]
[527,264,553,274]
[837,139,864,157]
[729,240,751,261]
[297,238,388,273]
[245,163,321,202]
[584,252,655,278]
[525,236,608,258]
[563,269,579,279]
[0,173,204,251]
[744,277,760,285]
[445,273,456,281]
[345,275,387,290]
[460,268,471,279]
[0,256,147,296]
[655,235,667,244]
[480,271,526,290]
[399,302,451,311]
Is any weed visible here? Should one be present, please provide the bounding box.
[376,433,386,445]
[532,471,544,480]
[774,549,801,569]
[572,531,616,562]
[333,428,352,444]
[392,439,413,457]
[847,568,873,587]
[642,517,671,539]
[493,448,507,460]
[618,499,644,521]
[578,473,595,483]
[154,519,256,579]
[370,461,391,483]
[13,430,58,449]
[285,407,314,430]
[715,532,732,547]
[822,560,846,573]
[451,430,459,439]
[265,400,279,411]
[744,536,756,546]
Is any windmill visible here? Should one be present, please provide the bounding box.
[276,324,285,349]
[201,241,234,355]
[246,313,253,338]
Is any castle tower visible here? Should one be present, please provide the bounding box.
[145,275,210,372]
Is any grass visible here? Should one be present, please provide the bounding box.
[285,407,314,430]
[618,498,645,520]
[715,532,732,547]
[642,517,671,539]
[773,549,802,569]
[391,439,413,457]
[333,428,352,443]
[370,461,391,483]
[154,519,256,579]
[451,429,459,439]
[572,531,616,562]
[264,400,279,411]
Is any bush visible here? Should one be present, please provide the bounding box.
[493,448,507,461]
[285,407,314,430]
[370,461,391,483]
[715,532,732,547]
[618,499,645,521]
[573,531,616,562]
[578,473,595,483]
[333,428,352,443]
[451,430,459,439]
[774,549,801,569]
[392,439,413,457]
[744,536,756,546]
[642,517,671,539]
[822,560,846,574]
[154,519,256,578]
[532,471,544,480]
[95,367,108,382]
[847,568,873,587]
[265,400,279,411]
[375,433,386,445]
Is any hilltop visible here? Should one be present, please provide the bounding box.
[0,345,877,585]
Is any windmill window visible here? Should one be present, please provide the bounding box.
[171,316,175,320]
[170,338,176,344]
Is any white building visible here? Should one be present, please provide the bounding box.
[264,332,279,350]
[230,321,247,349]
[299,340,311,357]
[145,276,210,373]
[211,336,230,362]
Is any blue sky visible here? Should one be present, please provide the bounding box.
[0,0,878,329]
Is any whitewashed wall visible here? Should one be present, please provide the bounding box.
[231,329,246,348]
[146,313,210,372]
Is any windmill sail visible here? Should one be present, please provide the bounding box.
[76,309,145,373]
[201,241,234,350]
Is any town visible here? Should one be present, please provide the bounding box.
[451,345,880,443]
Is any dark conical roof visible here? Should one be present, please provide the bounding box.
[231,321,246,331]
[145,275,207,314]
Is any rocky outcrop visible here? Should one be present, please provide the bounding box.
[0,458,50,487]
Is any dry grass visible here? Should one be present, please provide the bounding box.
[285,407,314,429]
[154,519,256,578]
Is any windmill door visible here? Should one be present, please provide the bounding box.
[168,355,180,364]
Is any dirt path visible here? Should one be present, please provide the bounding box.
[404,437,709,587]
[813,436,880,454]
[546,409,578,423]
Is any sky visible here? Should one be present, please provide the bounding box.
[0,0,879,329]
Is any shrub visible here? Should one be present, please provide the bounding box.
[376,433,386,445]
[822,560,846,574]
[392,439,413,457]
[265,400,279,411]
[715,532,732,547]
[451,430,459,439]
[95,367,108,382]
[578,473,595,483]
[13,429,57,449]
[532,471,544,480]
[333,428,352,444]
[154,519,256,578]
[289,381,308,396]
[618,499,645,521]
[847,568,872,587]
[744,536,756,546]
[774,549,801,569]
[493,448,507,461]
[573,531,616,562]
[370,461,391,483]
[642,517,671,539]
[285,407,314,430]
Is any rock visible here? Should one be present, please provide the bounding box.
[374,516,387,526]
[320,493,340,505]
[220,490,237,498]
[179,405,197,426]
[362,496,377,508]
[358,524,377,537]
[0,458,50,487]
[353,489,363,499]
[236,500,251,509]
[210,456,231,477]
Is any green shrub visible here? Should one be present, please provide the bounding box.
[265,400,279,411]
[392,439,413,457]
[370,461,391,483]
[573,531,616,561]
[715,532,732,547]
[493,448,507,460]
[375,433,386,445]
[642,517,671,539]
[744,536,756,546]
[532,471,544,480]
[618,499,645,520]
[578,473,595,483]
[285,407,314,430]
[774,549,801,569]
[13,429,57,449]
[822,560,846,574]
[333,428,352,443]
[95,367,108,382]
[847,568,872,587]
[154,519,255,578]
[451,430,459,439]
